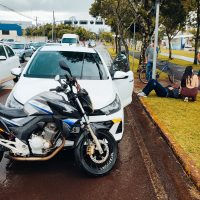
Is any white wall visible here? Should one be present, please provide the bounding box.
[0,30,47,42]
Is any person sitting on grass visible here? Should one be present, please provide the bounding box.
[137,66,199,101]
[180,66,199,101]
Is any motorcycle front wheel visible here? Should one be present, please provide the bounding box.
[74,131,118,176]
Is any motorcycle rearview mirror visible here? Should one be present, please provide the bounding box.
[59,60,72,77]
[55,75,60,81]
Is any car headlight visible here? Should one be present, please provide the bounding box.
[101,95,121,115]
[6,93,23,109]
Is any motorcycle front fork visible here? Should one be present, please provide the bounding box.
[75,98,103,155]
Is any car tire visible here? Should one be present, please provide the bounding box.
[22,54,26,63]
[13,77,19,83]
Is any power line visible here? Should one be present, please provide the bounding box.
[0,2,36,21]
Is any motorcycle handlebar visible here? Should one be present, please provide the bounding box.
[50,86,64,92]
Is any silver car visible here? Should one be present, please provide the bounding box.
[10,43,33,62]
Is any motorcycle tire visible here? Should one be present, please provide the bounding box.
[74,130,118,176]
[0,135,5,162]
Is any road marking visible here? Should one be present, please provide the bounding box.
[126,106,168,200]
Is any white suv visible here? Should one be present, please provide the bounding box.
[0,43,20,84]
[6,45,134,141]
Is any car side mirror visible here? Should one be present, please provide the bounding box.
[11,68,22,77]
[55,75,60,81]
[113,71,128,80]
[0,56,7,61]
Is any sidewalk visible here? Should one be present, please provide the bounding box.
[160,52,194,63]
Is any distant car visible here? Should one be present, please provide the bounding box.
[45,43,61,46]
[184,45,194,51]
[61,34,79,46]
[0,38,15,43]
[10,43,33,62]
[88,40,96,48]
[29,42,46,51]
[0,43,20,84]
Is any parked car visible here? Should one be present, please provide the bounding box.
[29,42,46,51]
[0,43,21,84]
[61,34,79,46]
[10,43,33,62]
[88,40,96,48]
[7,45,134,142]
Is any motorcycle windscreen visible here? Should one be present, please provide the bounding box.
[24,91,65,116]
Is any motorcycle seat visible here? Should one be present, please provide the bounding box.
[0,103,27,119]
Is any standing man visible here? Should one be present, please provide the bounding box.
[145,40,158,81]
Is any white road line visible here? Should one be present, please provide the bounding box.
[126,106,168,200]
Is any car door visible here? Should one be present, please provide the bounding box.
[0,44,9,83]
[4,45,20,80]
[26,44,32,57]
[111,53,134,108]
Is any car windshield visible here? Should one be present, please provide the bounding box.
[25,51,108,80]
[30,42,45,48]
[62,38,77,44]
[11,44,24,49]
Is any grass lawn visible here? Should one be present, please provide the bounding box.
[108,46,200,172]
[142,94,200,170]
[161,48,195,58]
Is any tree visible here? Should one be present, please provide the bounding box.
[160,0,187,59]
[185,0,200,64]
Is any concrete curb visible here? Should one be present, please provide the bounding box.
[136,94,200,190]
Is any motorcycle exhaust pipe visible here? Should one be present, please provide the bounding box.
[9,138,65,161]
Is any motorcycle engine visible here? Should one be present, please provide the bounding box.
[28,123,58,155]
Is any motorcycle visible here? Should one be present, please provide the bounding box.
[0,60,118,176]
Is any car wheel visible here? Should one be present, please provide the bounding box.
[22,54,26,62]
[13,77,18,83]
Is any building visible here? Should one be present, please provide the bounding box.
[0,23,23,39]
[0,20,32,29]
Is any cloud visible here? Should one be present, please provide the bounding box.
[0,0,94,12]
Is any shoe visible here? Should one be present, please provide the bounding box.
[184,97,188,102]
[137,92,147,97]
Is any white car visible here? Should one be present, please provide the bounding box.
[6,45,134,141]
[0,43,21,84]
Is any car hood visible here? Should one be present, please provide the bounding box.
[13,77,116,110]
[13,49,23,54]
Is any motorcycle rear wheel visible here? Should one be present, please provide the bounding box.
[74,131,118,176]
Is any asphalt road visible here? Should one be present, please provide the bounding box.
[0,88,199,200]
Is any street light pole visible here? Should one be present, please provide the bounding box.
[152,0,160,79]
[132,22,136,69]
[52,10,55,42]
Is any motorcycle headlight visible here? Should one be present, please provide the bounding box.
[6,93,23,109]
[101,95,121,115]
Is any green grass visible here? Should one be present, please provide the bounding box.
[108,46,200,172]
[161,48,195,58]
[142,94,200,170]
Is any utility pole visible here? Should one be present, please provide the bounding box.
[35,16,38,27]
[132,22,136,69]
[52,10,55,42]
[152,0,160,79]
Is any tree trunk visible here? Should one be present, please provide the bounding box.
[168,36,172,60]
[115,34,118,54]
[121,34,130,63]
[194,0,200,65]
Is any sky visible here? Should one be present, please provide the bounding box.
[0,0,95,24]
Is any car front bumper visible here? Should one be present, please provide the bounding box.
[89,108,124,141]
